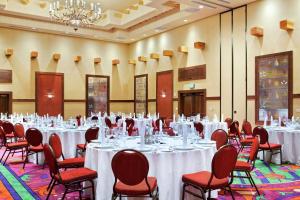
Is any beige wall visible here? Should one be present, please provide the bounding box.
[1,0,300,124]
[0,28,133,118]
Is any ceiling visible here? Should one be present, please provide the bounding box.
[0,0,257,43]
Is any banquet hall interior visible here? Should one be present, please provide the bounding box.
[1,0,300,199]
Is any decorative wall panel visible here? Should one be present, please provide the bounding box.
[134,74,148,114]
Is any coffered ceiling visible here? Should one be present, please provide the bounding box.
[0,0,257,43]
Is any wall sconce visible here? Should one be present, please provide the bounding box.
[161,90,166,98]
[46,93,55,99]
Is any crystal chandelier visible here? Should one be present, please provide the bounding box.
[49,0,102,31]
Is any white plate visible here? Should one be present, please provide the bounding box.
[174,145,194,150]
[91,143,113,149]
[160,148,173,152]
[91,139,101,143]
[197,140,215,144]
[134,146,153,152]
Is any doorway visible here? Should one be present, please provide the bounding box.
[178,89,206,117]
[0,92,12,114]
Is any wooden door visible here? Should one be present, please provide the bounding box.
[156,70,173,119]
[36,72,64,116]
[0,92,12,114]
[178,90,206,117]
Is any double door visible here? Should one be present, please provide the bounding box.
[178,90,206,117]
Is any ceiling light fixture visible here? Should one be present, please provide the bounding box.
[49,0,103,31]
[184,19,188,22]
[198,5,204,9]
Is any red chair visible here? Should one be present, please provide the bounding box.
[228,121,240,148]
[105,117,112,128]
[194,122,204,139]
[234,136,260,195]
[225,118,233,129]
[182,144,238,200]
[0,126,27,165]
[2,121,15,141]
[23,128,44,169]
[253,126,282,164]
[76,127,99,157]
[43,144,97,200]
[125,118,138,136]
[211,129,228,150]
[48,133,85,191]
[14,123,27,142]
[242,120,254,139]
[111,149,159,199]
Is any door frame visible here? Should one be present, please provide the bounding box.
[0,91,12,114]
[178,89,207,116]
[35,72,64,117]
[156,70,173,117]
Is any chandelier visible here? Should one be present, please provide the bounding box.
[49,0,102,31]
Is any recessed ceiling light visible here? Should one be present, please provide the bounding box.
[31,27,36,30]
[184,19,188,22]
[199,5,204,9]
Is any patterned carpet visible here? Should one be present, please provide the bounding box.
[1,150,300,199]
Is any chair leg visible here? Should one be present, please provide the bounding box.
[23,151,28,169]
[46,180,56,200]
[208,189,211,199]
[36,153,39,165]
[228,185,235,200]
[47,178,54,191]
[3,150,11,165]
[248,172,260,196]
[280,148,282,165]
[62,186,69,200]
[0,149,7,163]
[181,183,186,200]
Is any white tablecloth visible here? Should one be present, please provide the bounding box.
[264,126,300,165]
[170,121,227,139]
[85,137,217,200]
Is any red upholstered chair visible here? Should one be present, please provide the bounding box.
[211,129,228,150]
[23,128,44,169]
[228,121,240,148]
[253,126,282,164]
[182,144,238,200]
[111,149,159,199]
[242,120,254,139]
[194,122,204,139]
[2,121,15,141]
[43,144,97,200]
[0,126,27,165]
[225,118,233,129]
[234,136,260,195]
[48,133,85,191]
[14,123,27,142]
[76,127,99,157]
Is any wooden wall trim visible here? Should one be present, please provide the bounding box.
[293,94,300,98]
[64,99,86,103]
[173,98,179,101]
[13,99,35,102]
[206,96,221,101]
[110,100,134,103]
[148,99,156,102]
[247,95,256,100]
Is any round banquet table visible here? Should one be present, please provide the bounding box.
[170,121,227,139]
[263,126,300,165]
[84,136,217,200]
[26,126,87,163]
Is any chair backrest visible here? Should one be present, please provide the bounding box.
[125,118,134,128]
[0,120,3,126]
[111,149,149,186]
[242,120,253,136]
[91,116,98,121]
[2,121,14,135]
[105,117,112,128]
[85,127,99,143]
[115,116,121,123]
[25,128,43,147]
[194,122,204,138]
[211,129,228,150]
[155,118,165,128]
[0,126,7,145]
[212,144,237,179]
[49,133,63,159]
[43,144,59,177]
[224,118,233,129]
[249,136,259,162]
[253,126,268,144]
[14,123,25,138]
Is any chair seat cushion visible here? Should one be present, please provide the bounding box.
[76,144,85,150]
[259,143,281,150]
[234,160,252,171]
[228,133,236,138]
[5,133,15,138]
[7,141,28,149]
[58,157,85,168]
[115,177,157,196]
[29,145,43,152]
[182,171,229,190]
[55,167,97,184]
